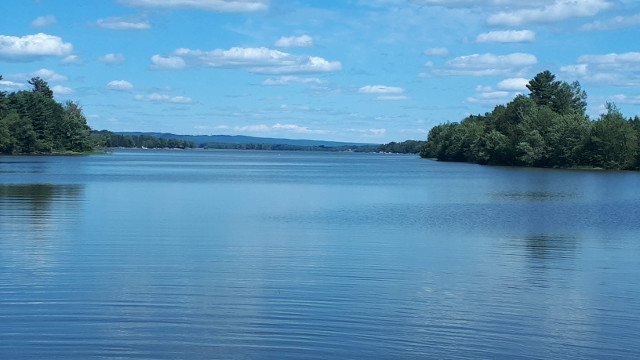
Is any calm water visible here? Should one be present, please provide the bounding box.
[1,149,639,359]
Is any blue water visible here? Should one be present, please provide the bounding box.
[1,149,639,359]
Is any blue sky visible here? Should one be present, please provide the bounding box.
[1,0,640,143]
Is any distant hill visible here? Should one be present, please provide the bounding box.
[116,132,378,147]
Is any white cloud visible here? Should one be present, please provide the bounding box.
[60,54,83,65]
[560,63,589,76]
[577,52,640,67]
[135,93,193,103]
[274,35,314,48]
[117,0,268,12]
[97,17,151,30]
[152,47,341,74]
[424,47,450,57]
[579,14,640,32]
[31,15,57,28]
[0,33,73,61]
[51,85,73,95]
[33,68,68,82]
[98,53,126,65]
[261,75,326,86]
[608,94,640,105]
[233,124,270,132]
[107,80,134,90]
[497,77,530,91]
[272,123,326,134]
[467,90,512,104]
[476,30,536,43]
[488,0,612,26]
[358,85,404,94]
[0,80,26,91]
[261,76,326,86]
[150,55,187,70]
[426,52,537,77]
[3,68,68,84]
[560,52,640,86]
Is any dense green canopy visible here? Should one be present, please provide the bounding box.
[0,76,195,154]
[420,71,640,170]
[0,76,93,154]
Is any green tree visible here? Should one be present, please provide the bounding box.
[0,116,16,153]
[527,71,556,107]
[58,101,92,151]
[6,112,37,153]
[526,71,587,115]
[547,113,591,167]
[28,77,54,99]
[516,130,546,166]
[0,75,7,118]
[585,103,637,169]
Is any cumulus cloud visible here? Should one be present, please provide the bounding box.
[425,52,537,77]
[488,0,612,26]
[274,35,314,48]
[272,123,326,134]
[32,68,69,82]
[233,124,270,132]
[107,80,134,90]
[97,17,151,30]
[60,54,83,65]
[117,0,268,12]
[31,15,57,28]
[151,47,341,74]
[497,77,530,91]
[0,33,73,61]
[467,90,512,104]
[150,54,187,70]
[135,93,193,103]
[608,94,640,105]
[0,79,26,91]
[261,76,326,85]
[98,53,126,65]
[579,14,640,32]
[3,69,68,84]
[424,47,450,57]
[577,52,640,68]
[476,30,536,43]
[358,85,404,94]
[560,63,589,77]
[51,85,73,95]
[560,52,640,86]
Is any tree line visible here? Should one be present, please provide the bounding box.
[0,76,195,154]
[92,131,195,149]
[420,71,640,170]
[0,76,94,154]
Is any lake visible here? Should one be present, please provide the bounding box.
[1,149,639,359]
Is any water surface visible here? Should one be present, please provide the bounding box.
[1,150,639,359]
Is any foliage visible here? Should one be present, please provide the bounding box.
[421,71,640,170]
[0,76,93,154]
[377,140,425,154]
[91,130,196,149]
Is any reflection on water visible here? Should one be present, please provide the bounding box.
[0,183,84,281]
[1,151,639,359]
[0,183,84,227]
[493,191,578,201]
[524,235,578,262]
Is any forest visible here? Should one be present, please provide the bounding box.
[0,76,94,154]
[420,71,640,170]
[0,76,194,154]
